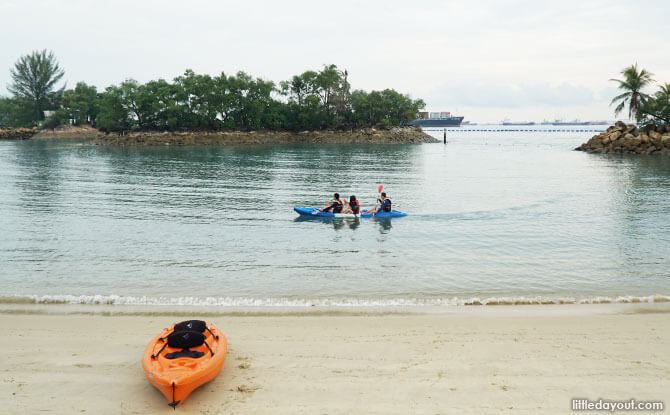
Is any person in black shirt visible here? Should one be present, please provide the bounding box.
[368,192,392,213]
[320,193,343,213]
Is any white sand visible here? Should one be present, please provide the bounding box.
[1,303,668,414]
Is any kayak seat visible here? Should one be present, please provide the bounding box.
[174,320,207,333]
[173,319,219,339]
[164,330,207,360]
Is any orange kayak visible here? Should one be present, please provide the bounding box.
[142,320,227,407]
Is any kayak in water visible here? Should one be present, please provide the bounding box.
[294,207,407,218]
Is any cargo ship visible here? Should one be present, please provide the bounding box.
[502,120,535,126]
[410,111,464,127]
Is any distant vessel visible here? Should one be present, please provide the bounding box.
[552,120,589,126]
[502,120,535,126]
[410,111,463,127]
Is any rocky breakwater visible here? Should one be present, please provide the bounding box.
[33,125,100,139]
[576,121,670,155]
[0,127,39,140]
[94,126,438,146]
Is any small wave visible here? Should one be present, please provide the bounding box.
[2,294,669,307]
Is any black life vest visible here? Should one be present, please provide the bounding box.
[332,200,343,213]
[381,198,392,212]
[350,200,360,214]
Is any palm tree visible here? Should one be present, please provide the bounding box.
[609,63,654,120]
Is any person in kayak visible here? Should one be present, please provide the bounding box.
[319,193,343,213]
[367,192,392,213]
[342,195,360,214]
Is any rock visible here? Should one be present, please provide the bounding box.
[585,137,603,149]
[615,120,627,129]
[640,134,650,143]
[609,131,622,141]
[662,136,670,148]
[623,133,635,139]
[0,127,39,140]
[624,125,638,135]
[602,136,611,145]
[622,137,640,150]
[649,131,662,140]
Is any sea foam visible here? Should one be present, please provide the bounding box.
[2,294,669,307]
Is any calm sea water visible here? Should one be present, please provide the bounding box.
[1,127,669,306]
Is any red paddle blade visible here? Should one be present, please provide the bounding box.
[377,185,383,193]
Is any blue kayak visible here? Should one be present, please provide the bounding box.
[294,207,407,218]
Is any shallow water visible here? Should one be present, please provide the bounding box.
[1,128,669,306]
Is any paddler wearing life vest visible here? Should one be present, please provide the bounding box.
[368,192,392,214]
[342,195,360,214]
[319,193,343,213]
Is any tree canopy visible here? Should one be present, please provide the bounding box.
[7,49,65,123]
[1,54,425,131]
[609,63,668,125]
[609,63,654,121]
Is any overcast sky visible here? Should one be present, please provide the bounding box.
[1,0,668,122]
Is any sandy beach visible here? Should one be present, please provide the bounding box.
[1,303,668,414]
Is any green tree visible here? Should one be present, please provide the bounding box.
[54,82,99,125]
[639,83,670,125]
[95,85,130,132]
[8,50,65,123]
[0,97,35,127]
[610,63,654,121]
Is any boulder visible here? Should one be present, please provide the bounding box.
[640,134,650,143]
[624,125,638,135]
[609,131,622,141]
[662,136,670,148]
[623,133,635,139]
[586,137,603,149]
[649,131,662,140]
[622,137,641,149]
[615,120,627,129]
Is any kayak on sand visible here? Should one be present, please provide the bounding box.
[142,320,227,408]
[294,207,407,218]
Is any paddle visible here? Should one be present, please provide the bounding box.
[376,185,384,208]
[363,185,383,214]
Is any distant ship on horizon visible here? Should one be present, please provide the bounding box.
[541,119,599,126]
[502,119,535,126]
[410,111,463,127]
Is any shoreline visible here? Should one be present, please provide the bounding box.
[93,126,437,146]
[2,301,670,319]
[1,125,439,145]
[2,303,668,414]
[3,293,669,308]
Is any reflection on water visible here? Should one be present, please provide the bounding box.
[0,135,669,303]
[294,216,364,231]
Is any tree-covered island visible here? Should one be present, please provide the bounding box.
[0,50,427,139]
